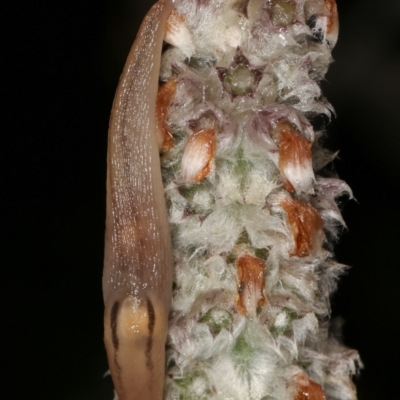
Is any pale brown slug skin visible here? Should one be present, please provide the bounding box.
[103,1,174,399]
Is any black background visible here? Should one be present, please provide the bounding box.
[4,0,400,399]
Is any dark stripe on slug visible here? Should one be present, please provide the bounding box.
[110,301,120,351]
[145,298,155,369]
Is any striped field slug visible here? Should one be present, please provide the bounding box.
[103,1,173,399]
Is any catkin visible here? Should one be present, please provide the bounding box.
[158,1,361,399]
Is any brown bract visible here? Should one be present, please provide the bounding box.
[181,128,216,182]
[156,79,177,152]
[281,197,323,257]
[294,373,326,400]
[236,254,267,315]
[324,0,338,36]
[277,121,312,193]
[164,9,194,58]
[166,9,186,37]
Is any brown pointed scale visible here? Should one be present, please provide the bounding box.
[165,9,195,58]
[236,254,267,315]
[294,373,326,400]
[277,121,314,194]
[156,78,177,152]
[103,1,174,399]
[324,0,339,47]
[181,128,216,182]
[281,197,324,257]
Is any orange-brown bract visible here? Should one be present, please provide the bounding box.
[164,9,194,58]
[103,1,173,399]
[277,121,313,193]
[324,0,338,38]
[156,79,177,152]
[181,128,216,182]
[236,254,267,315]
[281,197,323,257]
[294,373,326,400]
[166,9,186,35]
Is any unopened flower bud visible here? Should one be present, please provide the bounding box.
[269,0,297,27]
[223,64,256,96]
[217,50,263,98]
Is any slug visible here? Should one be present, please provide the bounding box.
[103,1,174,399]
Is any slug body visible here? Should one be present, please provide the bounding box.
[103,1,173,399]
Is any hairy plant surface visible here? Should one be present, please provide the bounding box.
[104,1,362,399]
[159,1,361,399]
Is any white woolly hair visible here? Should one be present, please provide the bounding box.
[160,1,360,399]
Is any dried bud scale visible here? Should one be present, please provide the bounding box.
[157,79,178,152]
[106,0,361,399]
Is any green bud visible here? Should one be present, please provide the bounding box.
[224,64,256,96]
[233,335,254,358]
[175,371,211,400]
[201,307,233,331]
[270,0,296,27]
[255,248,268,261]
